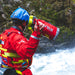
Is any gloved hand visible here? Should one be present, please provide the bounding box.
[32,19,45,38]
[34,19,45,32]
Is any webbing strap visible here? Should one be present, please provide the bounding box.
[16,70,22,75]
[1,64,12,69]
[12,59,29,64]
[2,54,7,58]
[12,60,24,64]
[0,47,7,52]
[4,52,20,58]
[0,44,20,58]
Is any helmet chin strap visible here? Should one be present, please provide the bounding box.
[23,25,27,33]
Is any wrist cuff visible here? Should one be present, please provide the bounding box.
[30,35,39,40]
[31,31,41,38]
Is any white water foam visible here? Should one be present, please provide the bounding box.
[31,47,75,75]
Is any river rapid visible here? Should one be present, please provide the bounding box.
[31,47,75,75]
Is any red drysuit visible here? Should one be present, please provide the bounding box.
[0,26,40,75]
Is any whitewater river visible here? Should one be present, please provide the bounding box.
[31,47,75,75]
[0,47,75,75]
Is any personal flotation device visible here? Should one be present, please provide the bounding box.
[0,30,32,71]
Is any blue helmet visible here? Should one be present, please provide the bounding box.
[10,7,29,22]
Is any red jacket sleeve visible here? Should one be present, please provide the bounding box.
[9,31,41,58]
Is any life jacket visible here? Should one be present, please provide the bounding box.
[0,29,32,71]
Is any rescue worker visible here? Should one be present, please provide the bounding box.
[0,7,44,75]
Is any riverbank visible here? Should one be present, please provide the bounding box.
[36,34,75,53]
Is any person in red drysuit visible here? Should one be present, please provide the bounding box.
[0,7,44,75]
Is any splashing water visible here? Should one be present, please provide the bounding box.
[31,47,75,75]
